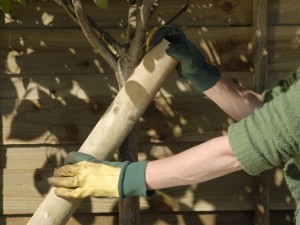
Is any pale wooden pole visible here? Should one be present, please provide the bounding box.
[27,39,177,225]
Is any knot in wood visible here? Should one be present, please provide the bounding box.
[112,106,121,114]
[88,101,103,113]
[219,40,235,53]
[220,1,233,12]
[79,60,91,68]
[65,122,79,140]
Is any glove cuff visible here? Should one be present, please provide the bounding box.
[187,63,220,92]
[119,161,155,199]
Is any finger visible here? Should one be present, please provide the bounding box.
[65,151,101,164]
[148,26,183,48]
[48,176,79,188]
[54,187,85,199]
[53,164,79,177]
[165,43,189,61]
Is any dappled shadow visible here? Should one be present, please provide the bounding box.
[0,0,300,225]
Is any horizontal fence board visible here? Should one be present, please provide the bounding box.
[0,168,293,214]
[1,96,231,145]
[0,72,254,99]
[1,0,300,29]
[0,144,295,214]
[1,70,297,100]
[0,27,252,75]
[0,169,260,214]
[0,211,255,225]
[0,0,253,28]
[1,211,296,225]
[1,27,299,76]
[0,143,199,169]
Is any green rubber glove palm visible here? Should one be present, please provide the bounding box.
[48,152,154,199]
[147,26,220,92]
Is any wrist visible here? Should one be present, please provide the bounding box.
[120,161,155,198]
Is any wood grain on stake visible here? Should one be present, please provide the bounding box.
[27,40,177,225]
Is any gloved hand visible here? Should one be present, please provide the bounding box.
[147,26,220,92]
[48,152,154,199]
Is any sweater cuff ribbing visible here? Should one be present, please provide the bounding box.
[228,120,273,176]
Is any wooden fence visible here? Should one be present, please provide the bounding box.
[0,0,300,224]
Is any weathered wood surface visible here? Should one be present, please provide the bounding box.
[0,72,253,100]
[1,0,300,224]
[1,97,231,145]
[1,0,300,29]
[1,27,299,76]
[0,144,294,214]
[0,0,253,28]
[1,211,296,225]
[0,211,264,225]
[0,168,293,214]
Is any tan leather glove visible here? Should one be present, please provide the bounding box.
[48,152,154,199]
[48,161,121,198]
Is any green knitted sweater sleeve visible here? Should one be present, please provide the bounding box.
[263,68,300,102]
[228,69,300,175]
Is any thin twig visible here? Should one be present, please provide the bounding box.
[126,3,137,42]
[148,0,160,22]
[54,0,77,23]
[72,0,118,71]
[126,0,156,69]
[165,0,190,25]
[55,0,124,57]
[87,18,124,56]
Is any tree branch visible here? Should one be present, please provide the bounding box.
[87,16,124,56]
[126,3,137,42]
[148,0,160,22]
[57,0,121,52]
[126,0,157,69]
[72,0,118,71]
[56,0,124,57]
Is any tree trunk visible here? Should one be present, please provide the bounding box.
[119,125,141,225]
[27,39,177,225]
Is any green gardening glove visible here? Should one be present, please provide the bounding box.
[48,152,154,199]
[147,26,220,92]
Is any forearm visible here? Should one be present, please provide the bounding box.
[204,76,264,121]
[145,136,242,190]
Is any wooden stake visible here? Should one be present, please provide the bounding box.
[27,39,177,225]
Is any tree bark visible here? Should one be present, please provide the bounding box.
[119,125,141,225]
[27,40,177,225]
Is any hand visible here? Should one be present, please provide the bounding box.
[147,26,220,92]
[48,152,154,199]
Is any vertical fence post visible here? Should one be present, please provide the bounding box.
[252,0,269,224]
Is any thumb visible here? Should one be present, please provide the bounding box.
[65,152,101,164]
